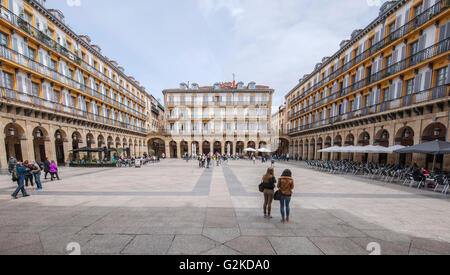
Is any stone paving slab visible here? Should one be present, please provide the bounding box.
[0,159,448,255]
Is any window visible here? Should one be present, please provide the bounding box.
[436,66,448,86]
[383,88,389,102]
[28,47,36,60]
[0,32,8,46]
[389,22,396,34]
[410,41,419,56]
[31,82,39,97]
[406,79,414,95]
[364,95,370,107]
[385,55,393,68]
[414,3,423,18]
[52,90,60,103]
[50,59,57,71]
[3,72,13,89]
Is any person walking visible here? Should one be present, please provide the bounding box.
[49,161,60,181]
[24,161,34,188]
[8,157,17,174]
[30,161,43,191]
[277,169,294,223]
[206,155,211,169]
[262,168,277,219]
[11,162,30,199]
[43,158,51,180]
[271,156,275,168]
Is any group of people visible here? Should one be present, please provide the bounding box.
[196,153,229,168]
[260,168,295,223]
[8,157,61,199]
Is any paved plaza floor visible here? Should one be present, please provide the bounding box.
[0,159,449,255]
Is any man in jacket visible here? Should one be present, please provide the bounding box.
[30,161,43,191]
[11,162,30,199]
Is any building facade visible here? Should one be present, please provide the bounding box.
[158,82,274,158]
[145,94,165,135]
[271,104,290,155]
[0,0,151,170]
[286,0,450,169]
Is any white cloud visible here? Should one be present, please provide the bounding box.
[197,0,380,108]
[66,0,81,7]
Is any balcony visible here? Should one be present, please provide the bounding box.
[288,0,449,106]
[0,44,146,121]
[1,87,148,134]
[289,38,449,118]
[288,84,449,135]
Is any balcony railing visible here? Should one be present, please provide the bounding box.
[0,5,145,107]
[0,44,146,120]
[167,101,269,107]
[289,0,449,106]
[1,87,148,134]
[288,84,449,135]
[288,38,449,119]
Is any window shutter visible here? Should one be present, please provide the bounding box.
[418,34,426,51]
[446,22,450,39]
[375,88,381,104]
[398,82,404,98]
[12,37,18,52]
[395,15,402,30]
[21,42,26,57]
[447,64,450,85]
[423,0,430,10]
[439,24,446,42]
[414,73,422,93]
[392,50,398,63]
[401,45,406,60]
[424,70,432,90]
[375,31,380,43]
[25,78,31,94]
[380,25,386,40]
[17,75,23,92]
[404,9,410,23]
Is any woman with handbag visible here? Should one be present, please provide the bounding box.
[277,169,294,223]
[261,168,277,219]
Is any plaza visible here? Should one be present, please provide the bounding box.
[0,159,449,255]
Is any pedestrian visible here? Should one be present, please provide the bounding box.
[252,155,256,165]
[30,161,43,190]
[11,162,30,199]
[271,156,275,168]
[207,155,211,168]
[262,168,277,219]
[44,158,51,179]
[24,161,34,187]
[8,156,17,174]
[277,169,294,223]
[49,160,60,181]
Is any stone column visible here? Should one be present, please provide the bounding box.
[63,138,71,165]
[233,141,237,156]
[177,142,181,158]
[188,141,192,157]
[0,134,7,171]
[164,140,169,158]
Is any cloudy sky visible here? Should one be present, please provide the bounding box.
[46,0,388,109]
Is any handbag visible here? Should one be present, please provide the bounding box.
[259,182,265,193]
[274,190,282,201]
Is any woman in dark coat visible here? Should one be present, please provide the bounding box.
[43,158,51,180]
[262,168,277,218]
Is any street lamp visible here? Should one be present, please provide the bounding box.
[35,129,42,138]
[8,127,15,136]
[434,127,441,137]
[56,131,62,140]
[404,129,410,138]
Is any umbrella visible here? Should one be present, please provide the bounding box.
[244,148,257,152]
[394,140,450,154]
[319,146,341,153]
[394,140,450,171]
[257,148,271,153]
[381,145,406,154]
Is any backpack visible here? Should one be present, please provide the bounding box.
[11,167,19,181]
